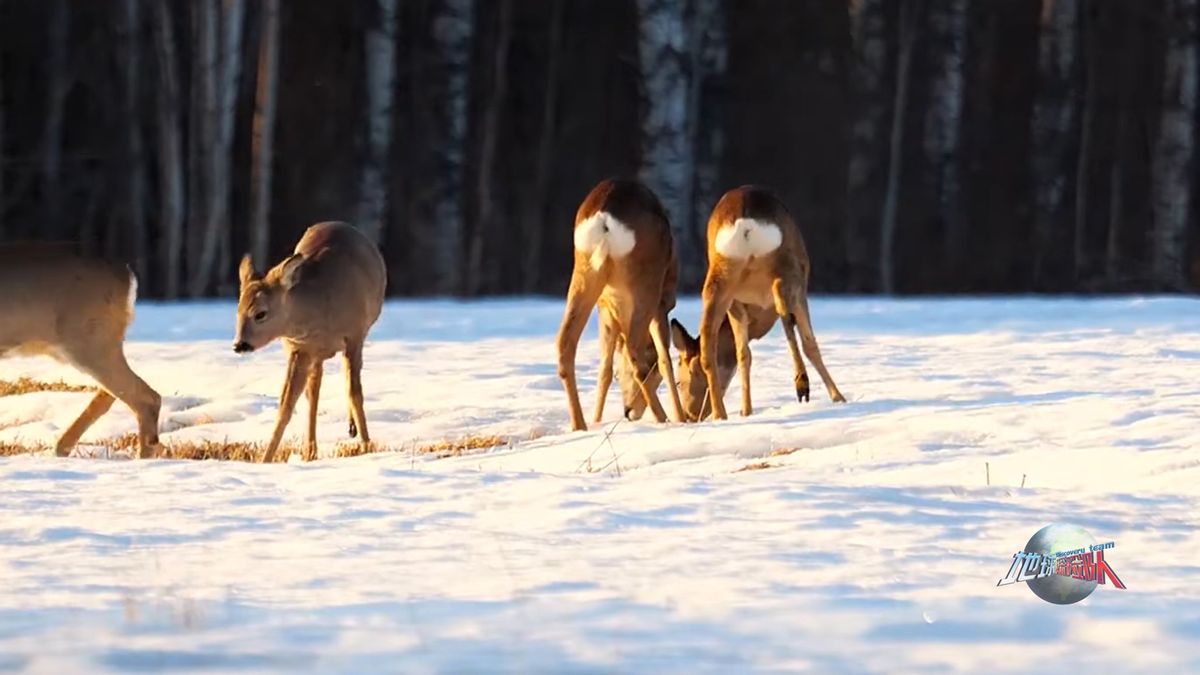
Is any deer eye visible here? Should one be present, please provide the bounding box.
[253,310,268,323]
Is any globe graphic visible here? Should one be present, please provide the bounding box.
[1024,523,1098,605]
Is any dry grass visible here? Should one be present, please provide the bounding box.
[769,447,803,458]
[735,461,774,472]
[0,377,92,398]
[0,432,512,462]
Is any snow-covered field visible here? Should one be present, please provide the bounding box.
[1,296,1199,673]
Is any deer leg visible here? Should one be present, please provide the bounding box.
[726,303,754,417]
[593,312,617,423]
[624,302,669,424]
[787,284,846,403]
[772,279,810,403]
[343,340,370,452]
[556,268,603,431]
[699,275,734,420]
[303,359,324,462]
[70,346,162,459]
[55,391,116,457]
[264,351,309,463]
[649,313,685,423]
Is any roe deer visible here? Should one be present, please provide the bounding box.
[556,178,686,431]
[0,244,161,458]
[688,185,845,421]
[234,222,386,462]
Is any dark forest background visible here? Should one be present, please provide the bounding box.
[0,0,1198,298]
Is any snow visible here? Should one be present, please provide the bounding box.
[1,296,1199,673]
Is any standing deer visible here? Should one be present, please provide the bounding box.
[0,244,161,458]
[556,178,686,431]
[684,185,846,421]
[233,222,386,462]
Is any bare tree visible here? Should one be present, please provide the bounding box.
[357,0,398,246]
[43,0,70,237]
[521,0,565,293]
[1029,0,1080,288]
[465,0,514,296]
[879,0,923,294]
[636,0,700,285]
[0,0,5,239]
[924,0,968,277]
[118,0,148,282]
[426,0,474,295]
[1073,2,1096,284]
[189,0,245,297]
[847,0,888,291]
[250,0,281,265]
[691,0,728,246]
[1153,0,1198,290]
[153,1,185,298]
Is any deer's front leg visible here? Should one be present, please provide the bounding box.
[593,312,617,423]
[699,275,734,421]
[303,359,324,461]
[263,351,309,463]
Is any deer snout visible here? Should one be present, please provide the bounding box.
[624,406,634,421]
[233,341,255,354]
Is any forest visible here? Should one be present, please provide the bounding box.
[0,0,1197,298]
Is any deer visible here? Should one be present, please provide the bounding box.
[233,221,386,463]
[0,244,161,458]
[556,178,687,431]
[680,185,846,422]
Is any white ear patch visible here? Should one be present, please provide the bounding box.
[714,218,782,260]
[573,211,637,271]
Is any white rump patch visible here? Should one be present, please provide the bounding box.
[126,267,138,320]
[714,218,782,260]
[573,211,636,271]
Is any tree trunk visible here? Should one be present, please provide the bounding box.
[1152,0,1198,290]
[189,0,245,297]
[636,0,700,286]
[118,0,148,284]
[847,0,888,292]
[426,0,474,295]
[153,1,185,299]
[250,0,281,265]
[357,0,397,246]
[1030,0,1080,289]
[42,0,69,238]
[924,0,968,280]
[691,0,728,254]
[521,0,565,293]
[879,0,922,294]
[0,4,5,239]
[465,0,514,296]
[1073,1,1096,285]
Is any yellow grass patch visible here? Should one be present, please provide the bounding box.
[0,377,92,398]
[735,461,774,473]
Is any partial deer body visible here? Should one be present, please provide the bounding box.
[0,244,161,458]
[689,186,845,421]
[234,222,386,462]
[557,179,686,431]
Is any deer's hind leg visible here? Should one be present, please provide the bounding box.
[623,299,669,424]
[65,343,162,459]
[726,302,755,416]
[771,280,810,404]
[775,279,845,403]
[593,311,617,423]
[55,391,116,457]
[556,267,604,431]
[343,339,370,452]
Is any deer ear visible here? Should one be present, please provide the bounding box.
[279,254,306,290]
[238,254,258,286]
[670,318,698,355]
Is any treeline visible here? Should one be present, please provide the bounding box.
[0,0,1197,298]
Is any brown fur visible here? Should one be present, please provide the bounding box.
[235,222,386,462]
[556,179,686,431]
[0,245,162,458]
[690,186,846,420]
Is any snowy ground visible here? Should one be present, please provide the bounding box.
[1,296,1199,673]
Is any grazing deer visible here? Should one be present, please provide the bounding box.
[688,185,846,421]
[593,309,661,423]
[0,244,161,458]
[234,222,386,462]
[556,178,686,431]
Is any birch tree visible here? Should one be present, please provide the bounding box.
[847,0,889,291]
[924,0,968,276]
[189,0,245,297]
[357,0,398,246]
[879,0,923,294]
[1029,0,1080,288]
[1152,0,1198,289]
[636,0,700,284]
[426,0,474,295]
